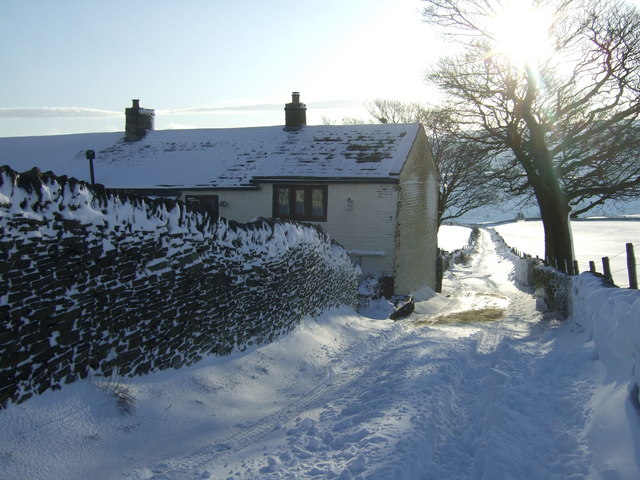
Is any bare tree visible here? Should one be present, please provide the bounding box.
[365,99,422,124]
[423,0,640,271]
[365,99,501,225]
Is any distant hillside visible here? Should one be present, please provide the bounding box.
[453,196,640,225]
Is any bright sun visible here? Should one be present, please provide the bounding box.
[490,2,555,66]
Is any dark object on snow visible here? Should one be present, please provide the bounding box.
[630,382,640,417]
[389,295,415,320]
[85,150,96,185]
[378,275,395,299]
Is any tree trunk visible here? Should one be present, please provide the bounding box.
[521,66,575,273]
[534,185,574,272]
[525,138,575,272]
[526,139,575,272]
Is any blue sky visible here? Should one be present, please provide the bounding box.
[0,0,441,137]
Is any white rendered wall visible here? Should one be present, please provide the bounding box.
[322,183,397,276]
[182,183,398,276]
[181,187,272,222]
[394,126,439,295]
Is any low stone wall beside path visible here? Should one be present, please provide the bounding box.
[0,166,360,408]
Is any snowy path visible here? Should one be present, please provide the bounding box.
[1,228,603,480]
[121,229,596,480]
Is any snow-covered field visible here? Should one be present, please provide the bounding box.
[1,224,639,479]
[494,220,640,288]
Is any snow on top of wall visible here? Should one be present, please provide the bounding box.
[0,124,420,189]
[0,166,208,237]
[0,166,356,269]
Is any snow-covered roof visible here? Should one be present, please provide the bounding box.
[0,124,420,189]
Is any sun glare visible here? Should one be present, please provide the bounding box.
[490,2,555,67]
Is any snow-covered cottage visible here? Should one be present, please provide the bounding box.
[0,94,439,295]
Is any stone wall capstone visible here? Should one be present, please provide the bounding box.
[0,166,360,408]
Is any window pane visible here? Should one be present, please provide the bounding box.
[273,185,326,222]
[311,189,324,217]
[201,197,217,213]
[277,187,290,215]
[295,189,305,215]
[185,195,218,217]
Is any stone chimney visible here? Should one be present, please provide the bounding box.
[284,91,306,131]
[125,99,155,141]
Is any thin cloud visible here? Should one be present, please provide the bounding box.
[0,107,122,119]
[157,99,364,116]
[0,99,365,119]
[313,99,364,110]
[158,103,282,115]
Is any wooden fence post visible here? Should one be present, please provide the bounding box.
[602,257,612,281]
[589,261,596,273]
[560,258,568,274]
[627,243,638,289]
[573,260,580,275]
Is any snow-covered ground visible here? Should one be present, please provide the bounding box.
[2,225,639,479]
[494,220,640,288]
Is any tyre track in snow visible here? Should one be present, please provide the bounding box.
[402,228,594,479]
[123,322,411,480]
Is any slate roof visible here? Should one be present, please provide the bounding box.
[0,123,420,189]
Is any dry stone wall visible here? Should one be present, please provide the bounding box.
[0,166,360,408]
[492,229,572,317]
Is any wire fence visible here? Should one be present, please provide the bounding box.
[493,223,639,289]
[562,242,639,289]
